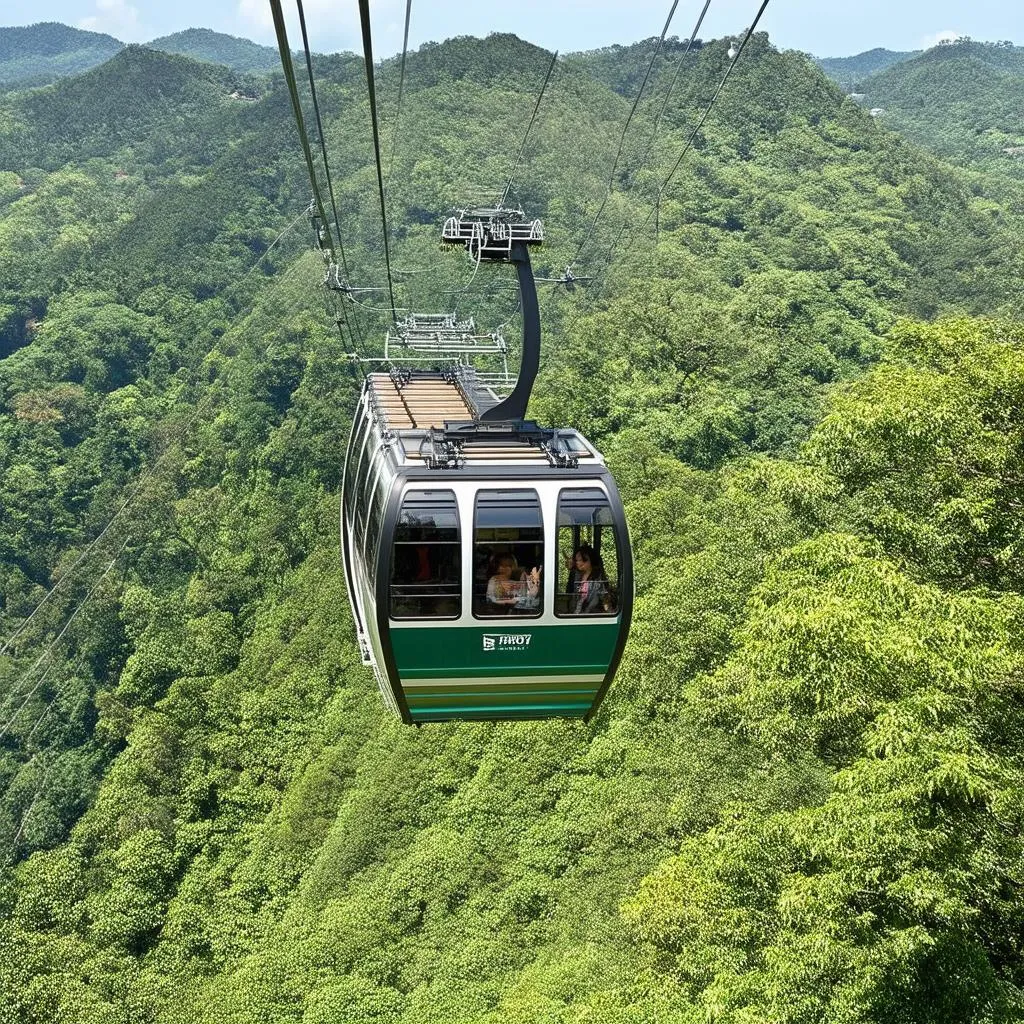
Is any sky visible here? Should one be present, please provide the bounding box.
[3,0,1022,59]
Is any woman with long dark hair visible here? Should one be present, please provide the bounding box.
[569,544,610,614]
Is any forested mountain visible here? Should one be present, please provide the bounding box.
[815,47,917,87]
[857,39,1024,170]
[0,22,123,89]
[144,29,281,74]
[565,34,698,95]
[1,26,1023,1024]
[0,23,278,89]
[0,46,246,172]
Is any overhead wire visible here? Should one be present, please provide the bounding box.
[0,482,142,658]
[24,648,90,745]
[267,1,371,357]
[241,206,313,281]
[357,0,399,323]
[572,0,683,266]
[8,755,50,859]
[2,204,314,686]
[497,48,559,209]
[267,0,338,261]
[441,50,560,334]
[387,0,414,186]
[295,0,349,281]
[292,0,364,352]
[0,539,127,740]
[593,0,772,288]
[2,214,335,833]
[633,0,714,175]
[657,2,771,212]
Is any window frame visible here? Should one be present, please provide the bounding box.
[389,488,462,621]
[554,486,620,619]
[472,488,545,621]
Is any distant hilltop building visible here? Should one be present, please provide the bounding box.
[869,108,885,117]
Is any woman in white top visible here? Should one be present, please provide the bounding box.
[486,554,541,613]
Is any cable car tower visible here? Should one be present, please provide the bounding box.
[385,313,513,397]
[341,205,633,723]
[268,0,633,724]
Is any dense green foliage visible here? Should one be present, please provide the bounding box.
[0,23,123,90]
[816,48,917,89]
[144,30,282,75]
[0,25,1023,1024]
[857,40,1024,173]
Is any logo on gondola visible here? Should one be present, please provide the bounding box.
[482,633,533,651]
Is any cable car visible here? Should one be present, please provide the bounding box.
[341,209,633,723]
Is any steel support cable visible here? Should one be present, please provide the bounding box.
[11,783,44,853]
[292,1,363,352]
[8,755,51,858]
[498,48,559,209]
[595,0,771,287]
[449,248,484,318]
[357,0,399,323]
[0,539,127,739]
[294,0,350,282]
[0,383,218,665]
[387,0,414,186]
[268,0,337,260]
[269,1,364,353]
[240,206,311,282]
[572,0,682,266]
[0,650,61,722]
[0,483,141,659]
[24,648,90,745]
[634,0,714,176]
[6,262,311,722]
[346,294,410,316]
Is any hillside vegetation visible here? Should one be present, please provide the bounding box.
[816,46,918,88]
[0,23,279,89]
[857,39,1024,172]
[0,28,1023,1024]
[144,29,281,74]
[0,22,123,89]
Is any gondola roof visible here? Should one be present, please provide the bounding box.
[364,372,603,470]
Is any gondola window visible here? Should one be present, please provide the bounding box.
[390,490,461,619]
[474,489,544,618]
[556,488,620,616]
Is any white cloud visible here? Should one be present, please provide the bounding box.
[236,0,273,36]
[77,0,141,41]
[920,29,962,49]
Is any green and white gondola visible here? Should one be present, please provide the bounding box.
[341,371,632,724]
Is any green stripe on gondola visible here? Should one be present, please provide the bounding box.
[406,689,598,708]
[404,678,601,696]
[391,622,618,670]
[410,704,591,721]
[390,622,620,719]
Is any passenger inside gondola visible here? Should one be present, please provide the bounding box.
[555,486,621,616]
[390,489,461,618]
[567,545,610,614]
[473,489,544,617]
[485,554,541,614]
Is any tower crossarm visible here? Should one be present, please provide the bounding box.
[441,206,543,262]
